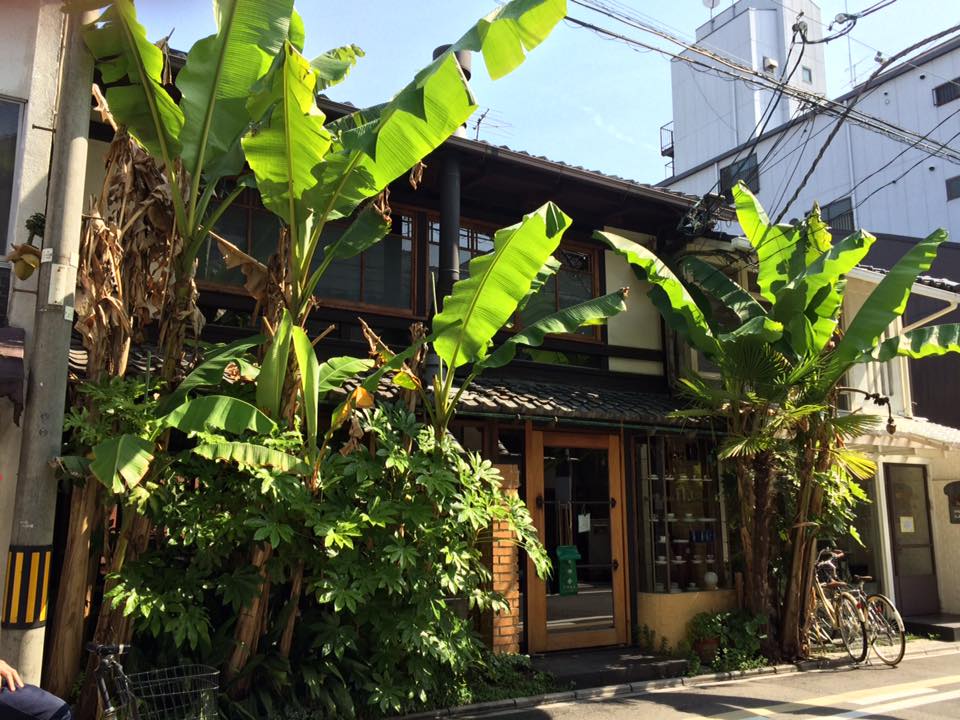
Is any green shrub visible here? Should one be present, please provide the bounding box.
[686,610,768,673]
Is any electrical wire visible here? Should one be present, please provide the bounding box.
[853,125,960,210]
[773,21,960,224]
[565,8,960,165]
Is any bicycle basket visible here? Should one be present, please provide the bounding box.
[123,665,219,720]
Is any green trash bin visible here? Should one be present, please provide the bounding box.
[556,544,581,596]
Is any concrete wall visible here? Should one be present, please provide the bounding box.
[0,0,65,647]
[666,39,960,241]
[670,0,826,175]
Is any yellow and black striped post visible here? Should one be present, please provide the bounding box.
[1,546,52,629]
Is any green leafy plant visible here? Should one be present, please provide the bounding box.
[602,183,960,658]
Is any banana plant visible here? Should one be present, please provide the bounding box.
[600,182,960,657]
[241,0,567,323]
[82,0,301,374]
[330,202,629,439]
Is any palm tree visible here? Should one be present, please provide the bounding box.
[597,183,960,657]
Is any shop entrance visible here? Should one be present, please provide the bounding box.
[885,464,939,616]
[525,431,629,652]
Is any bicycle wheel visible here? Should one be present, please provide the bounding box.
[806,603,834,657]
[866,593,906,666]
[837,592,868,663]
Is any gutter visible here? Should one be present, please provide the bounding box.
[454,409,714,435]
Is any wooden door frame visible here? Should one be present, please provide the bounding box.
[525,426,629,652]
[883,462,940,613]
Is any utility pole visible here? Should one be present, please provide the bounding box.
[0,6,97,683]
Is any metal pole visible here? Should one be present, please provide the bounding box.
[0,6,96,683]
[437,150,461,306]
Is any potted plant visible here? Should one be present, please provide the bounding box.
[688,611,725,664]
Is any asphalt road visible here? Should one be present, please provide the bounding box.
[477,652,960,719]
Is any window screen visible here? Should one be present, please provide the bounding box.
[934,78,960,106]
[822,196,854,233]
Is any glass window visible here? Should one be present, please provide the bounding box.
[637,436,726,594]
[427,218,495,280]
[0,100,22,251]
[197,188,281,285]
[946,175,960,202]
[719,154,759,201]
[519,245,599,338]
[801,66,813,84]
[314,213,414,310]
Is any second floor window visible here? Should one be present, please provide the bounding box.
[519,244,600,338]
[719,154,759,201]
[822,196,854,233]
[198,188,281,286]
[427,218,494,279]
[314,213,415,312]
[933,78,960,107]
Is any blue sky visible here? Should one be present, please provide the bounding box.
[136,0,952,185]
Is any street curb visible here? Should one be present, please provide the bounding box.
[400,642,959,719]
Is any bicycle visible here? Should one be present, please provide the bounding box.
[821,550,907,666]
[87,643,220,720]
[807,548,868,663]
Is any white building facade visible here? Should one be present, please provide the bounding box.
[662,0,960,243]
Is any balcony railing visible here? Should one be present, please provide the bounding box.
[660,121,674,158]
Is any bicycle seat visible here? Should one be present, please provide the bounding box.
[853,575,873,583]
[823,580,847,589]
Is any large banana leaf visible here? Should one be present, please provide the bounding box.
[679,255,766,323]
[479,289,628,370]
[176,0,294,180]
[308,0,565,223]
[733,183,800,304]
[772,229,875,356]
[192,442,309,474]
[90,434,155,495]
[313,45,364,92]
[596,231,721,358]
[433,203,571,368]
[291,326,320,450]
[156,335,264,416]
[256,309,293,418]
[832,229,949,373]
[867,323,960,362]
[515,257,562,318]
[242,42,332,270]
[162,396,277,435]
[83,0,184,163]
[317,357,375,397]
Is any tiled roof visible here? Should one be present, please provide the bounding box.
[67,338,693,428]
[856,264,960,295]
[344,374,698,427]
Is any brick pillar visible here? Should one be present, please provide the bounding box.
[482,465,522,654]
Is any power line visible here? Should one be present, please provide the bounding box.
[565,7,960,166]
[773,21,960,223]
[853,125,960,210]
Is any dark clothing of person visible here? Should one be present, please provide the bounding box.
[0,685,71,720]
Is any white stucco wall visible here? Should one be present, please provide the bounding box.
[602,227,663,376]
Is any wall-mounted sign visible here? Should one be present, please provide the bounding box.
[944,481,960,525]
[899,516,915,533]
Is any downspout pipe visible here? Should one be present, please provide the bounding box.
[432,44,470,308]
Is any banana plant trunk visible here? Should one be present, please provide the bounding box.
[75,511,152,720]
[44,477,102,698]
[225,543,274,691]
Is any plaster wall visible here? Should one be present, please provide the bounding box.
[602,227,664,376]
[636,589,738,650]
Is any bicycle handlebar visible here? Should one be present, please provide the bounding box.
[86,642,130,657]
